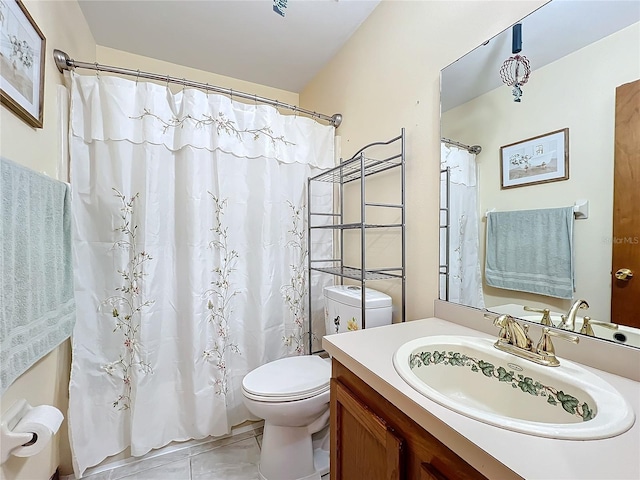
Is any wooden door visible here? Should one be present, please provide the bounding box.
[331,378,404,480]
[612,79,640,327]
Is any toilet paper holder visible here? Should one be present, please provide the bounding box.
[1,400,38,464]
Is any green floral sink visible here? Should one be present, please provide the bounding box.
[393,335,635,439]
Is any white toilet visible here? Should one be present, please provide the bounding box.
[241,285,392,480]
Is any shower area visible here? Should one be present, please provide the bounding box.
[53,51,338,477]
[439,137,484,309]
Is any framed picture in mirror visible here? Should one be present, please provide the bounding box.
[500,128,569,189]
[0,0,46,128]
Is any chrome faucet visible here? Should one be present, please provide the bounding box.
[560,299,589,331]
[486,313,579,367]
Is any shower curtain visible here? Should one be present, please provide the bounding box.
[67,73,334,476]
[440,143,484,308]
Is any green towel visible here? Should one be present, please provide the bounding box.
[485,207,574,299]
[1,158,76,394]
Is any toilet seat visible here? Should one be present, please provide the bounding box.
[242,356,330,402]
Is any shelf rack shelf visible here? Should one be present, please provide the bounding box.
[309,152,403,184]
[310,265,404,281]
[307,129,406,353]
[310,222,403,230]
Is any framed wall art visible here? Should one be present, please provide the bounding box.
[0,0,46,128]
[500,128,569,189]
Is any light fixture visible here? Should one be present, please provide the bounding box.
[500,24,531,102]
[273,0,288,17]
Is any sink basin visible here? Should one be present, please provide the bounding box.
[393,335,635,439]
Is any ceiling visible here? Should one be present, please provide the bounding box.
[442,0,640,112]
[77,0,380,93]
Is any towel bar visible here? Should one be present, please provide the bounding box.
[485,200,589,219]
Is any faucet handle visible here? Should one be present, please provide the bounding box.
[485,313,511,341]
[523,306,553,326]
[579,316,619,336]
[491,314,533,348]
[536,327,579,359]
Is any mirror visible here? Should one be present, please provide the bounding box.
[439,0,640,347]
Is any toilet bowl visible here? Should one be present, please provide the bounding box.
[241,285,392,480]
[242,355,331,480]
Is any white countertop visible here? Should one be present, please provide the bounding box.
[322,317,640,480]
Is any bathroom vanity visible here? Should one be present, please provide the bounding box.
[323,314,640,480]
[330,359,486,479]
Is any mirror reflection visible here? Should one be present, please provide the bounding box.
[439,0,640,347]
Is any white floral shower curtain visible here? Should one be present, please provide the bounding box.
[440,143,484,309]
[67,73,334,477]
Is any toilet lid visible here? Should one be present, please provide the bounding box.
[242,356,330,401]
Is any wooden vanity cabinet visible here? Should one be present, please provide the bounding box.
[330,359,487,480]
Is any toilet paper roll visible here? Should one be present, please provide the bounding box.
[10,405,64,458]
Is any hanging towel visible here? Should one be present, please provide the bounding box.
[1,158,76,394]
[485,207,574,299]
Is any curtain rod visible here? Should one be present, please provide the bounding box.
[53,49,342,127]
[441,137,482,155]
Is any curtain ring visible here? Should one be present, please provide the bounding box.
[94,62,100,79]
[182,78,186,92]
[254,94,257,106]
[229,88,233,103]
[165,74,170,88]
[205,83,210,98]
[135,69,140,85]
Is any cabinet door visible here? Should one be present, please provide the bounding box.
[331,379,404,480]
[420,462,449,480]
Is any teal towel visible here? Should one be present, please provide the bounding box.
[1,158,76,394]
[485,207,574,299]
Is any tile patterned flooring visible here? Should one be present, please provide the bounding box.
[80,428,330,480]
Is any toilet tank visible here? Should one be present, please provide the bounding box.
[324,285,392,335]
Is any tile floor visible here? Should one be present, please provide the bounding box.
[80,428,330,480]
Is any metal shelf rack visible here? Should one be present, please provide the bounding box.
[439,167,450,301]
[307,129,406,353]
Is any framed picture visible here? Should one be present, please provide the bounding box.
[500,128,569,189]
[0,0,46,128]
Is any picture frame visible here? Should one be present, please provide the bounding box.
[500,128,569,189]
[0,0,46,128]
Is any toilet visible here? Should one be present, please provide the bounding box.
[241,285,392,480]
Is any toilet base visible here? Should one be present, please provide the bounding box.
[259,446,329,480]
[258,424,330,480]
[313,445,330,476]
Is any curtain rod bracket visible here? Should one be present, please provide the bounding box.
[442,137,481,155]
[54,49,74,73]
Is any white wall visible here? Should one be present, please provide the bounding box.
[301,0,547,322]
[442,23,640,321]
[0,2,95,479]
